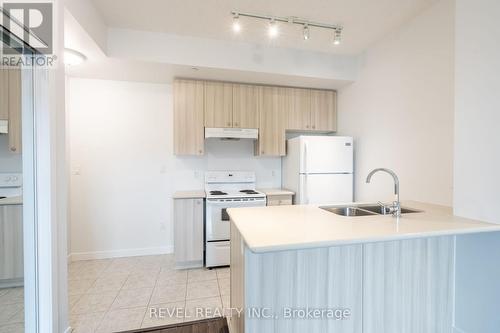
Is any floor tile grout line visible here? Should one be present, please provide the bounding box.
[139,265,161,328]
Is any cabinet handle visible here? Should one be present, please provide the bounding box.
[10,147,16,152]
[198,150,203,154]
[312,125,316,129]
[306,125,309,129]
[227,122,231,126]
[261,150,265,154]
[234,122,239,127]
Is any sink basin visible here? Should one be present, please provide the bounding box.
[320,204,423,217]
[320,206,378,216]
[359,205,422,215]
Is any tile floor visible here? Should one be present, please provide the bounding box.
[0,287,24,333]
[68,254,230,333]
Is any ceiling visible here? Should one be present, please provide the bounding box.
[91,0,438,55]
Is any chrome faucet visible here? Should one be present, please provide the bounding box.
[366,168,401,217]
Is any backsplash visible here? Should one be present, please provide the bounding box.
[0,135,22,173]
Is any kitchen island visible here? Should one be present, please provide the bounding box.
[227,201,500,333]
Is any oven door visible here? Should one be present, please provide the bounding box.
[205,198,266,241]
[206,200,232,241]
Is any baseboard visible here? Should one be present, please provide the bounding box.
[0,278,23,289]
[175,260,204,270]
[453,326,468,333]
[68,245,174,262]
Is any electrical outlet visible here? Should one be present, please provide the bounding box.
[72,165,81,176]
[271,170,276,177]
[160,222,166,231]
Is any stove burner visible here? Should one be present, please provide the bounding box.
[209,191,227,196]
[240,190,259,194]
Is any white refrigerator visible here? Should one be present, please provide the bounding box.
[282,136,354,205]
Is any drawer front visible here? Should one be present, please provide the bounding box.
[267,194,293,206]
[206,241,230,267]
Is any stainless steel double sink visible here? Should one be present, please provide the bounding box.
[320,204,422,217]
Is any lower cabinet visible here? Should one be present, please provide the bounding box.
[173,198,204,268]
[266,194,293,206]
[230,233,455,333]
[0,205,23,287]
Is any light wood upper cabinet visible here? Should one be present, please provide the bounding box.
[204,81,233,128]
[311,89,337,131]
[232,83,259,129]
[8,68,22,153]
[0,70,9,120]
[173,79,205,155]
[172,78,337,156]
[287,88,311,130]
[255,86,286,156]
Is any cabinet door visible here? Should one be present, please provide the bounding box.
[0,69,8,120]
[363,237,454,333]
[311,89,337,131]
[232,83,259,129]
[204,81,233,128]
[255,86,286,156]
[174,198,204,268]
[8,68,22,153]
[173,79,205,155]
[287,88,311,130]
[0,205,24,280]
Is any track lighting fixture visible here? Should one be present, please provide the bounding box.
[232,13,241,33]
[230,11,343,45]
[268,19,278,38]
[303,24,310,40]
[333,28,342,45]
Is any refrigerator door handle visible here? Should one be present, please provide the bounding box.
[304,142,309,204]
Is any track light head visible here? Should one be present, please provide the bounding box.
[232,13,241,33]
[333,28,342,45]
[268,19,278,38]
[303,24,310,40]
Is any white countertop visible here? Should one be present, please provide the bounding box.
[173,191,206,199]
[0,196,23,206]
[227,201,500,253]
[258,188,295,196]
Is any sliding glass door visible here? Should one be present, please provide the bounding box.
[1,18,39,333]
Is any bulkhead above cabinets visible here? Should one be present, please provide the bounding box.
[173,79,337,156]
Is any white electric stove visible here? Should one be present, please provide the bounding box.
[0,173,22,200]
[204,171,266,268]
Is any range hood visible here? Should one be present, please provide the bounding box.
[205,127,258,140]
[0,120,8,134]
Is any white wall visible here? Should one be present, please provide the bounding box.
[67,78,281,259]
[453,1,500,332]
[0,136,22,172]
[337,0,455,206]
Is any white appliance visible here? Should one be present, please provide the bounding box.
[205,171,266,268]
[0,173,22,199]
[282,136,354,205]
[205,127,258,139]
